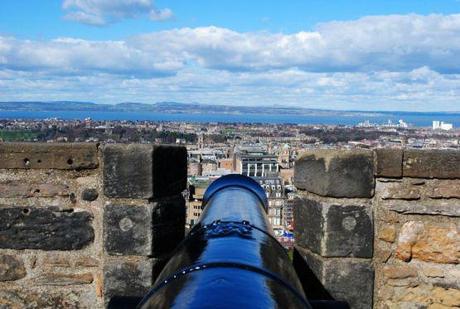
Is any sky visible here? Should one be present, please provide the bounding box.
[0,0,460,111]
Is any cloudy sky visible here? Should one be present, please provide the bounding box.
[1,0,460,111]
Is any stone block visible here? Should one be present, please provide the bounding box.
[33,272,94,285]
[104,197,185,257]
[0,207,94,250]
[0,182,71,198]
[104,258,154,299]
[403,149,460,179]
[294,149,375,198]
[387,200,460,217]
[103,144,187,199]
[0,255,26,281]
[294,246,374,309]
[294,196,373,258]
[395,221,459,264]
[429,180,460,199]
[383,265,417,280]
[0,143,98,169]
[380,182,421,200]
[104,204,152,256]
[375,148,403,177]
[0,289,96,308]
[103,144,153,199]
[81,188,99,201]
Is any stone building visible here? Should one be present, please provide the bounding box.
[254,176,285,230]
[201,159,218,176]
[235,152,279,177]
[187,157,202,176]
[186,178,210,228]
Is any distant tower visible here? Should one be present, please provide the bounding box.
[198,134,204,149]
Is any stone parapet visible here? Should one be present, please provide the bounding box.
[0,142,187,308]
[293,148,460,308]
[294,149,375,198]
[294,246,374,309]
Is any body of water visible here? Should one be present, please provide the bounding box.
[1,110,459,127]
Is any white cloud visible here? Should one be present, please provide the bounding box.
[3,14,460,75]
[1,14,460,111]
[62,0,173,25]
[149,7,173,21]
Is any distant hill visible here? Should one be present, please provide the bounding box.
[0,101,458,117]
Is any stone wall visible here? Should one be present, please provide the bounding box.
[293,148,459,309]
[0,143,187,308]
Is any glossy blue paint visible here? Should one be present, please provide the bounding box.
[138,174,310,308]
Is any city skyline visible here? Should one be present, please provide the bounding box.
[1,1,460,111]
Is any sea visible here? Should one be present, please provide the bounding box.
[0,111,459,127]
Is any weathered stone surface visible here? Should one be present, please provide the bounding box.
[81,188,99,201]
[34,272,94,285]
[422,267,445,278]
[75,256,99,268]
[294,246,374,309]
[104,198,186,257]
[42,255,72,268]
[103,144,187,199]
[383,265,418,279]
[104,204,152,256]
[104,258,154,299]
[294,197,373,258]
[0,289,96,308]
[294,149,375,198]
[387,201,460,217]
[384,285,460,308]
[378,225,397,243]
[403,149,460,179]
[0,182,70,198]
[103,144,153,199]
[0,207,94,250]
[325,204,373,257]
[378,179,460,203]
[381,184,421,200]
[0,143,98,170]
[430,180,460,199]
[293,197,322,254]
[0,255,26,281]
[375,148,403,177]
[396,221,459,264]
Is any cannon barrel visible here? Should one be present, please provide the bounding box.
[138,174,311,308]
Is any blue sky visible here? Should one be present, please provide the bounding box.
[1,0,460,111]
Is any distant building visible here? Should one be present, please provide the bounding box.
[187,158,202,176]
[254,176,285,230]
[433,121,453,131]
[234,145,279,177]
[236,154,279,177]
[186,178,211,228]
[218,158,234,171]
[201,159,218,175]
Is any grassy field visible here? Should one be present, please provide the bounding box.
[0,130,40,142]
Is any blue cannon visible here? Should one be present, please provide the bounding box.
[137,174,347,308]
